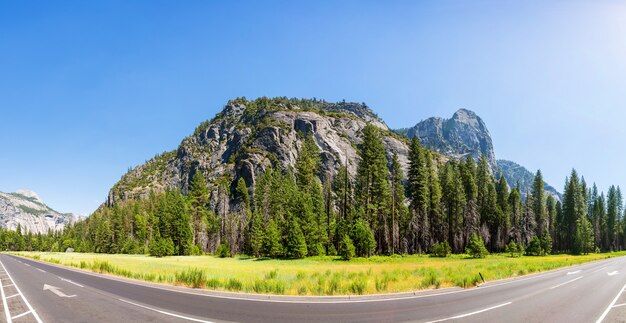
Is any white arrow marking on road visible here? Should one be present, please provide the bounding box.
[43,284,76,298]
[608,271,619,276]
[567,270,581,275]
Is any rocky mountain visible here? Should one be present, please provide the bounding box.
[0,190,77,233]
[404,109,497,170]
[107,97,433,208]
[400,109,560,201]
[496,160,562,200]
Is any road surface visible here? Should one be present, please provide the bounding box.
[1,253,626,322]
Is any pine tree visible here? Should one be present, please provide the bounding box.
[496,175,510,246]
[262,219,282,258]
[407,136,429,253]
[188,171,209,247]
[532,170,547,236]
[284,213,308,258]
[390,153,407,254]
[426,151,443,247]
[355,124,390,254]
[607,185,619,251]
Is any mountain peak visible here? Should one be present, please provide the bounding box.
[0,189,76,233]
[405,108,496,170]
[13,189,42,203]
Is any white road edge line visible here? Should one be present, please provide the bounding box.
[424,302,512,323]
[59,277,84,288]
[0,267,12,323]
[37,269,46,273]
[0,260,43,323]
[596,282,626,323]
[549,276,583,290]
[118,298,214,323]
[11,310,32,320]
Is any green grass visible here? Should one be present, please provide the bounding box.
[11,251,626,296]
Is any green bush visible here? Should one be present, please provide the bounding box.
[226,278,243,291]
[149,237,175,257]
[349,278,367,295]
[217,242,231,258]
[466,233,488,258]
[505,241,522,257]
[175,268,206,288]
[526,236,543,256]
[431,241,451,257]
[351,220,376,257]
[338,235,356,260]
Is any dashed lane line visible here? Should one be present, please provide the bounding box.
[118,298,214,323]
[424,302,513,323]
[549,276,583,290]
[59,277,84,288]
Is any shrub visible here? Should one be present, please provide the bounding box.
[187,243,204,256]
[149,237,175,257]
[338,235,356,260]
[351,220,376,257]
[466,233,488,258]
[540,233,552,255]
[526,236,543,256]
[226,278,243,291]
[350,278,367,295]
[505,241,522,257]
[175,268,206,288]
[431,241,451,257]
[217,242,231,258]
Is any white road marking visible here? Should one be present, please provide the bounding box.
[594,266,609,273]
[37,268,46,273]
[596,281,626,323]
[424,302,512,323]
[608,271,619,276]
[118,298,214,323]
[43,284,76,298]
[11,310,32,320]
[567,270,581,275]
[23,263,30,267]
[612,303,626,308]
[6,294,19,299]
[0,260,43,323]
[59,277,84,288]
[550,276,583,289]
[0,267,12,323]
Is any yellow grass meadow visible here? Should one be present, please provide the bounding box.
[11,252,626,296]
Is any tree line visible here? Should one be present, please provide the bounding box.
[2,124,626,258]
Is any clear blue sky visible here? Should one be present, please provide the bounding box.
[1,1,625,215]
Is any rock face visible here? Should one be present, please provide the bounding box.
[107,99,419,209]
[0,190,77,233]
[496,160,562,201]
[406,109,497,170]
[401,108,560,201]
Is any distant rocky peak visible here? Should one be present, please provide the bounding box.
[451,108,483,129]
[406,108,497,170]
[13,189,43,204]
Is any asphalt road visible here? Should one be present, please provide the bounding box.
[1,254,626,323]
